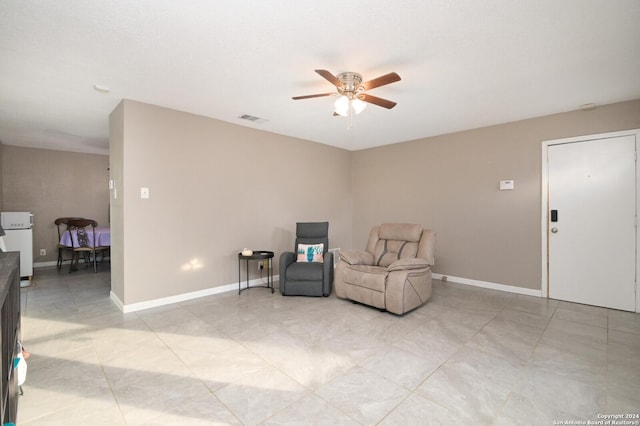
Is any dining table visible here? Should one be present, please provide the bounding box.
[59,227,111,247]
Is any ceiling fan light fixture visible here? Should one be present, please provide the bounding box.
[334,96,367,117]
[334,95,349,117]
[352,98,367,114]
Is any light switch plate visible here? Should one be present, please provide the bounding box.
[140,187,150,199]
[499,180,514,190]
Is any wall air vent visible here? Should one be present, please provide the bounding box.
[238,114,268,124]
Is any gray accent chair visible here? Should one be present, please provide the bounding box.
[334,223,436,315]
[280,222,333,297]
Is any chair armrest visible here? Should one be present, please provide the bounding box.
[323,250,334,270]
[323,251,334,295]
[388,257,430,272]
[279,251,296,292]
[339,250,373,266]
[280,251,296,270]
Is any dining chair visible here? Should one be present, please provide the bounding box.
[55,217,84,269]
[65,218,109,273]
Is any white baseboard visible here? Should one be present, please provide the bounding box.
[34,261,58,268]
[34,259,109,269]
[432,273,542,298]
[113,275,280,313]
[36,262,545,310]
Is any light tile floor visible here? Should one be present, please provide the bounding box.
[17,266,640,425]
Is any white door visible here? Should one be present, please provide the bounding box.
[547,135,636,311]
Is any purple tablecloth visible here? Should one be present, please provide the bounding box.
[60,227,111,247]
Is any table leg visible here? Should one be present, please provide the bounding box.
[270,257,274,293]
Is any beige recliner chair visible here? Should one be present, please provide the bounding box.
[334,223,436,315]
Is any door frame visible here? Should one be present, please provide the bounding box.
[541,128,640,312]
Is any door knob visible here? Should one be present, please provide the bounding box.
[551,227,558,233]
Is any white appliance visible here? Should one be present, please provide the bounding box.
[1,212,34,279]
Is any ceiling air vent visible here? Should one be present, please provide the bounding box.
[238,114,268,124]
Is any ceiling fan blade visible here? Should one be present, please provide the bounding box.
[292,93,334,100]
[361,72,401,91]
[360,93,397,109]
[315,69,343,88]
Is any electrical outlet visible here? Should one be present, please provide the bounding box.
[258,261,264,270]
[40,248,46,256]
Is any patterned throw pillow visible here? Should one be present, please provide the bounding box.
[296,243,324,262]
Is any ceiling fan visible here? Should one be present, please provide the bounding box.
[292,69,401,118]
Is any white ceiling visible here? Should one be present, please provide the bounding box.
[1,1,639,155]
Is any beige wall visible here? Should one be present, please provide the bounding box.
[1,145,109,264]
[351,99,640,290]
[3,98,637,304]
[110,100,352,305]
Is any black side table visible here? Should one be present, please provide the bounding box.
[238,250,274,294]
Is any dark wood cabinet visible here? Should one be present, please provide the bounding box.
[0,252,21,424]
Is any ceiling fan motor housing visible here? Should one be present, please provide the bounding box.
[337,72,364,98]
